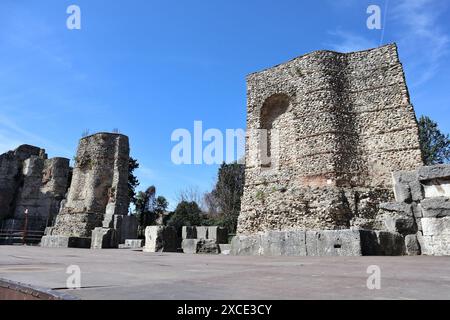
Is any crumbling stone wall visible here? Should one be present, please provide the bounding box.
[238,44,423,235]
[378,165,450,256]
[48,133,130,239]
[0,145,70,231]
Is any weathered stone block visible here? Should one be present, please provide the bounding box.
[232,229,406,256]
[182,239,199,254]
[423,179,450,199]
[231,234,263,256]
[182,226,197,240]
[379,202,413,216]
[376,211,416,235]
[196,239,220,254]
[405,234,421,256]
[117,215,138,244]
[196,226,208,239]
[420,198,450,218]
[418,164,450,181]
[40,235,91,248]
[119,239,143,249]
[306,230,362,256]
[143,226,177,253]
[182,239,222,254]
[421,217,450,237]
[419,220,450,256]
[374,231,406,256]
[413,203,423,218]
[91,228,118,249]
[219,244,231,255]
[207,227,228,244]
[261,231,307,256]
[420,217,450,255]
[392,171,413,203]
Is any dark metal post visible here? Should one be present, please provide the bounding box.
[22,209,29,245]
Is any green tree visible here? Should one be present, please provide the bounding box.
[168,201,203,233]
[155,196,169,215]
[418,115,450,165]
[135,186,156,227]
[128,157,140,204]
[205,162,245,233]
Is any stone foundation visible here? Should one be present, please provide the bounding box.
[40,235,91,248]
[231,229,405,256]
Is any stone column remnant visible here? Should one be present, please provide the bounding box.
[41,133,130,248]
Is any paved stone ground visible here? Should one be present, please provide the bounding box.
[0,246,449,300]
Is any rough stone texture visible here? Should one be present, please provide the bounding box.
[42,133,130,247]
[420,217,450,256]
[418,165,450,181]
[143,226,177,253]
[196,240,220,254]
[40,235,91,248]
[306,230,362,256]
[0,145,70,233]
[231,229,405,256]
[181,226,229,254]
[182,239,221,255]
[405,234,421,256]
[91,228,118,249]
[420,198,450,218]
[392,171,423,203]
[119,239,143,249]
[378,164,450,256]
[238,44,423,236]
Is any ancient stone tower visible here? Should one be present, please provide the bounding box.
[42,133,130,248]
[237,44,423,239]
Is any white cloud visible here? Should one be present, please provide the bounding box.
[391,0,449,86]
[326,29,379,53]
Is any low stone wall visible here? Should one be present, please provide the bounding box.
[181,226,228,254]
[231,229,405,256]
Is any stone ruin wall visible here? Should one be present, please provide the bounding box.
[379,165,450,256]
[0,145,70,231]
[49,133,130,238]
[238,44,424,235]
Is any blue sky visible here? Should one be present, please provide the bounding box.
[0,0,449,209]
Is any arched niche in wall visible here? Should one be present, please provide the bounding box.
[259,93,291,170]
